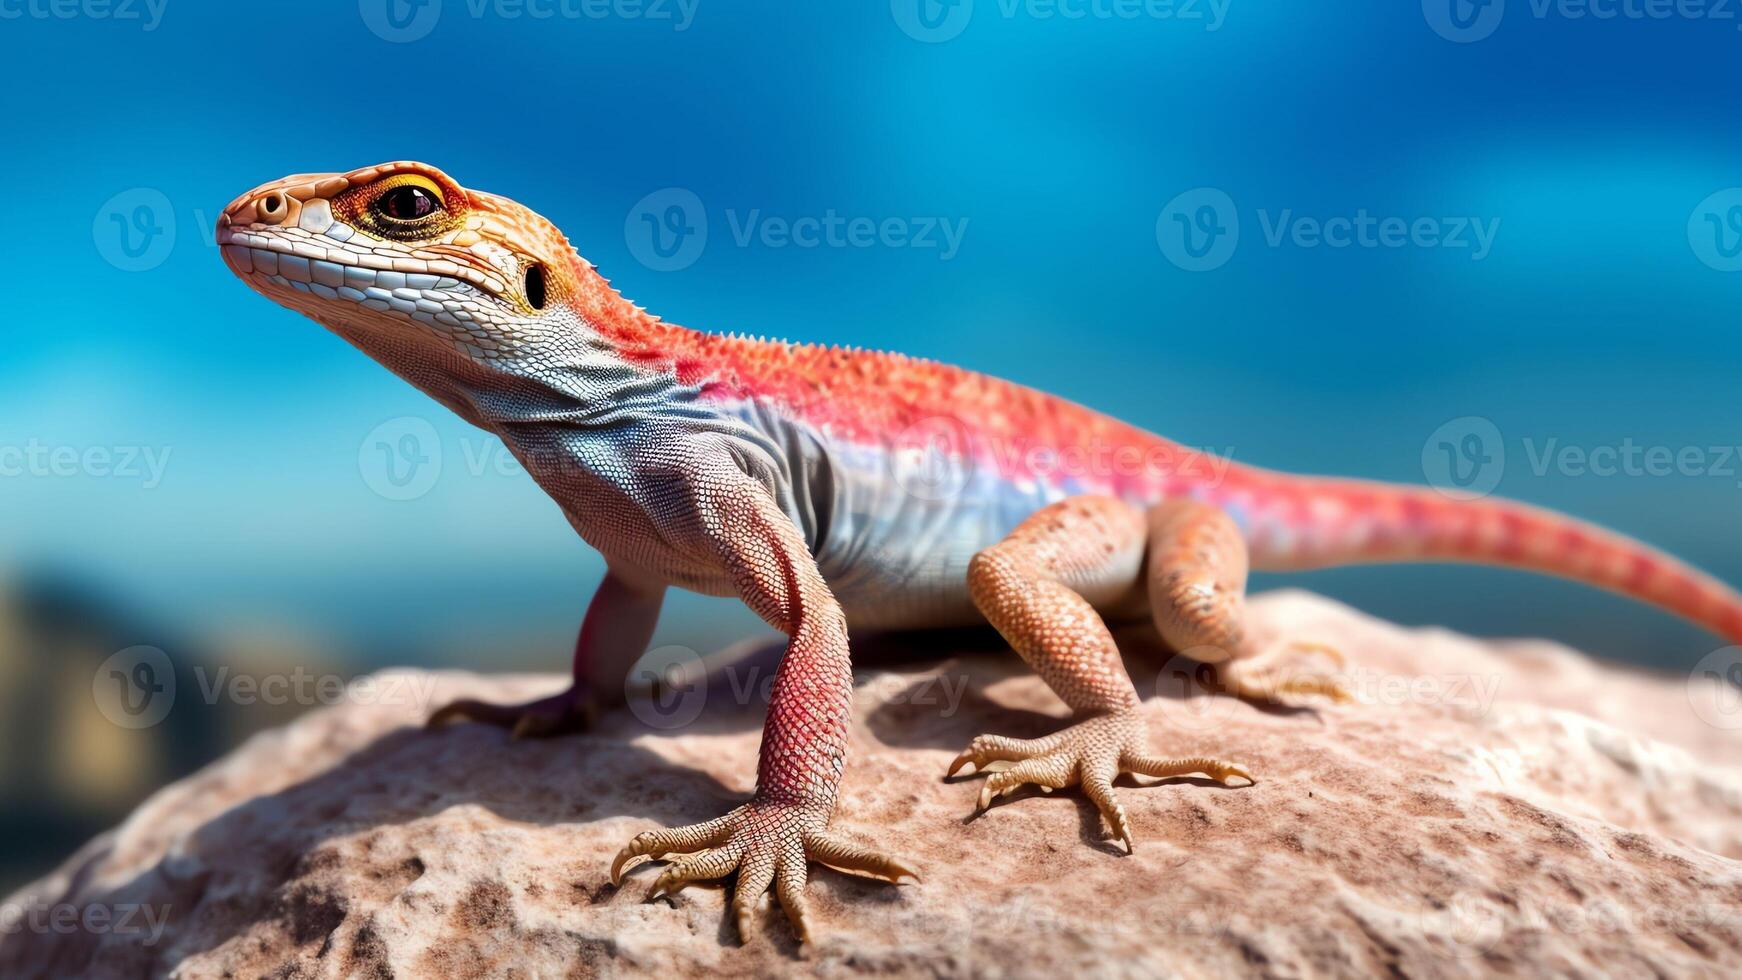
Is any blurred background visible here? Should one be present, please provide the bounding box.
[2,0,1740,891]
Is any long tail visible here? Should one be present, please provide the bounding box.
[1214,470,1742,646]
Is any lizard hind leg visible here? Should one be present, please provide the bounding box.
[953,496,1252,852]
[1146,500,1351,705]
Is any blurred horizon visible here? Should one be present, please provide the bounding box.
[4,0,1742,889]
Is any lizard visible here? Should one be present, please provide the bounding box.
[217,161,1742,946]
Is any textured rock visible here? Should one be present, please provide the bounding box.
[3,590,1741,978]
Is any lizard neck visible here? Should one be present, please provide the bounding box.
[320,270,708,446]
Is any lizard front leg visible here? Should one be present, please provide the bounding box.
[610,464,914,946]
[428,569,666,738]
[953,496,1253,851]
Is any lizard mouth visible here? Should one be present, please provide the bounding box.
[219,225,477,310]
[216,223,514,355]
[218,222,516,361]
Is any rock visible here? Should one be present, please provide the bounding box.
[3,590,1740,978]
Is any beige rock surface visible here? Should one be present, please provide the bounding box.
[3,590,1741,978]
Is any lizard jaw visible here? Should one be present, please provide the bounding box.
[217,222,488,346]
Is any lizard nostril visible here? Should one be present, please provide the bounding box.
[257,192,288,224]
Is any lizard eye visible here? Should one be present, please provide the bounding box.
[338,172,459,242]
[375,183,444,222]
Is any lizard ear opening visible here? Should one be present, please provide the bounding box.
[524,262,548,310]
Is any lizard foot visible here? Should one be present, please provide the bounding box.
[1218,641,1353,707]
[426,685,598,739]
[947,710,1252,852]
[610,797,917,946]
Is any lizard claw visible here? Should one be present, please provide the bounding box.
[1219,640,1353,706]
[428,686,598,738]
[611,798,915,945]
[951,710,1252,852]
[947,731,1065,777]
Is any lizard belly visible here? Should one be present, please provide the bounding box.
[722,400,1056,629]
[491,395,1068,625]
[820,438,1049,628]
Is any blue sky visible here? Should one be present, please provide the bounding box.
[3,0,1741,667]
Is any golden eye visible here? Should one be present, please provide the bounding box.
[371,175,447,224]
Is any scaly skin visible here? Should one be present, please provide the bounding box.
[218,161,1742,945]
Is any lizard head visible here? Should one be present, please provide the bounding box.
[218,161,591,375]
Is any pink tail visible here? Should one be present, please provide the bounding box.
[1221,473,1742,646]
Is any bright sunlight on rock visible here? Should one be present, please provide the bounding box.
[3,591,1739,978]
